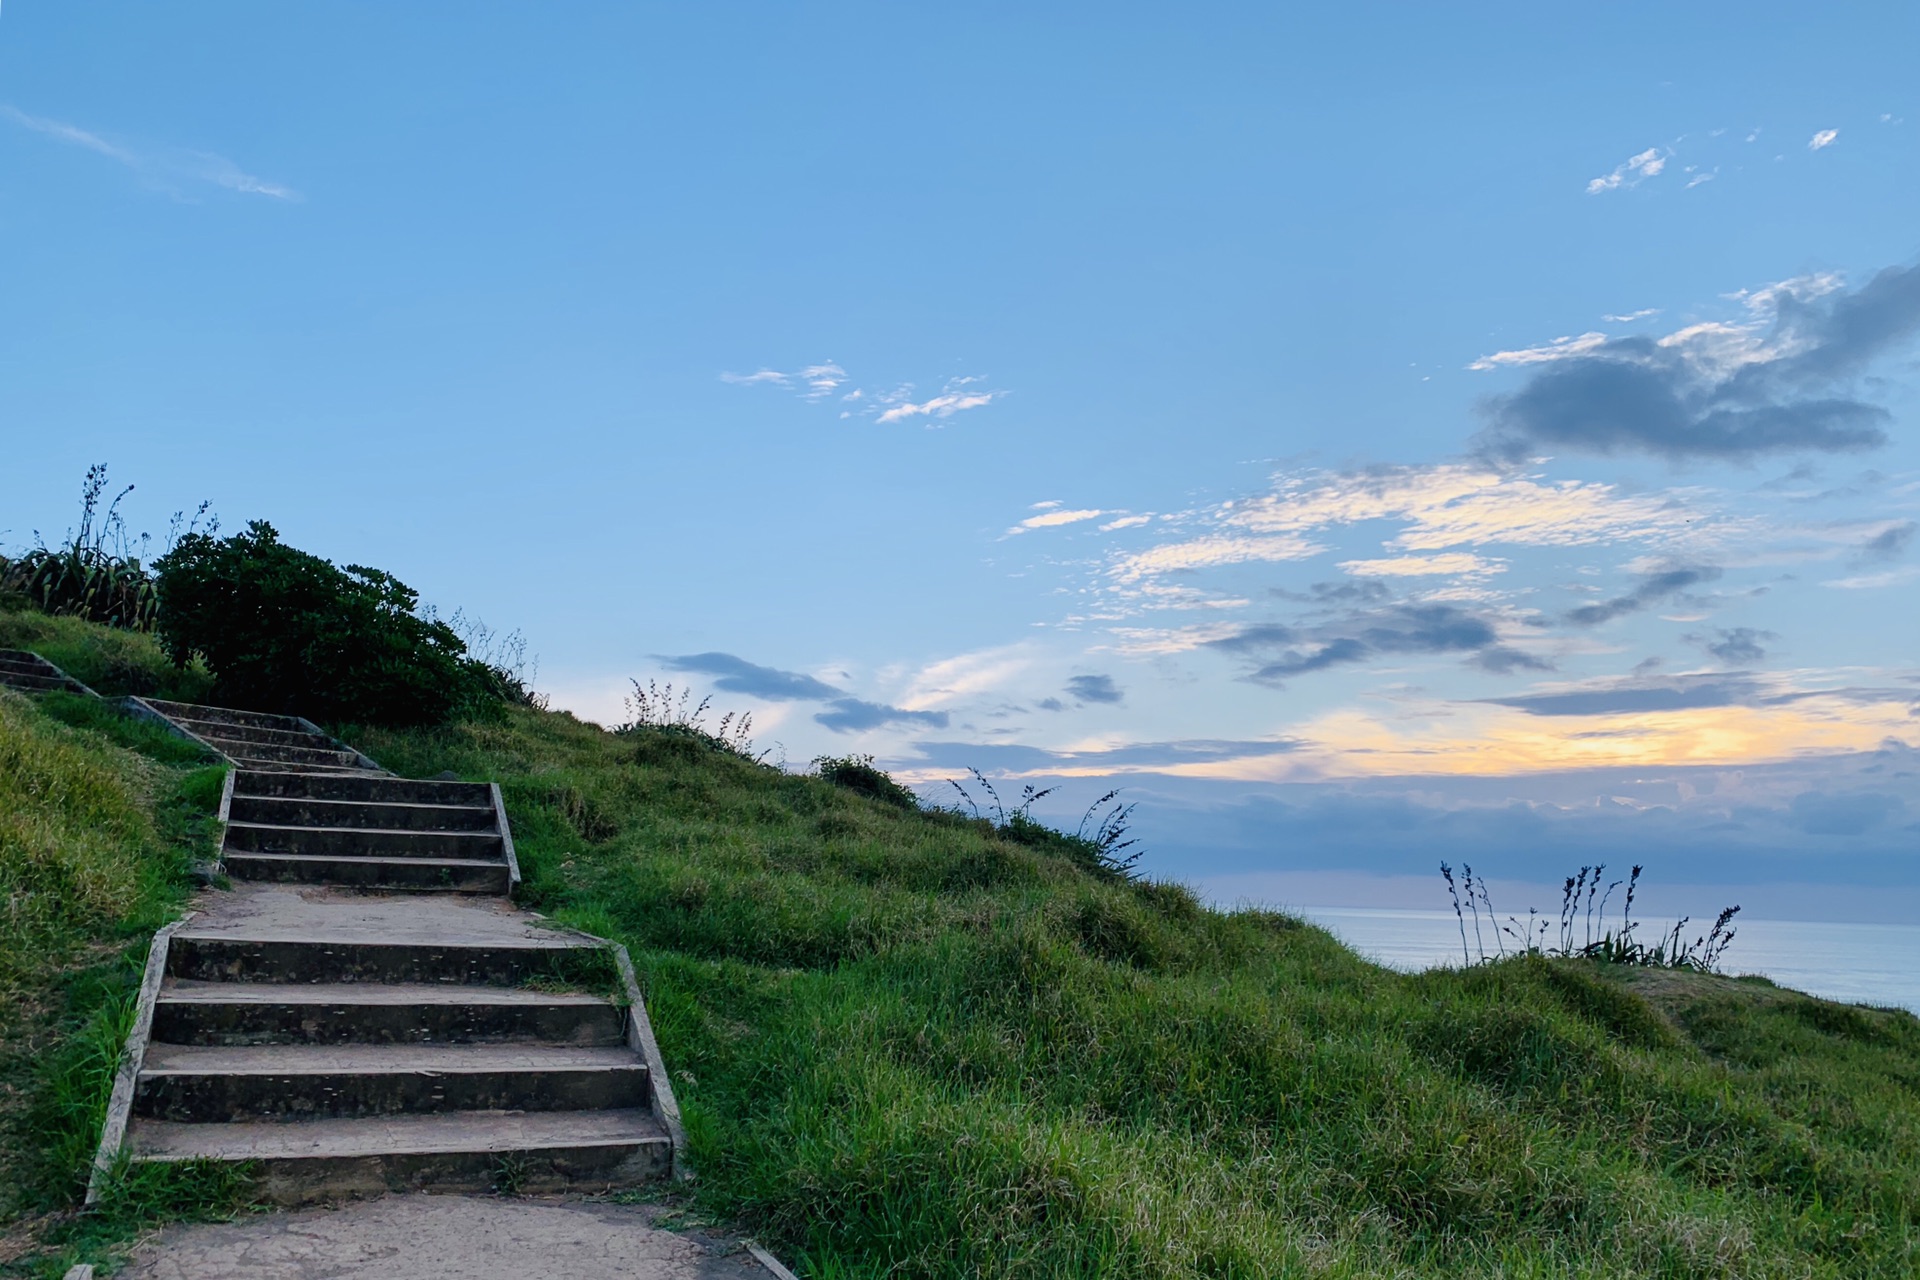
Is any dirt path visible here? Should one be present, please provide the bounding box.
[114,1194,794,1280]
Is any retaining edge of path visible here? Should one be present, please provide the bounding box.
[121,696,225,761]
[489,782,523,895]
[292,714,386,774]
[608,943,689,1178]
[87,915,195,1205]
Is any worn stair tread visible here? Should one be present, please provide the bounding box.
[158,980,611,1007]
[222,852,505,870]
[172,928,583,949]
[229,820,499,840]
[236,797,496,816]
[129,1107,667,1161]
[142,1042,642,1074]
[141,699,312,729]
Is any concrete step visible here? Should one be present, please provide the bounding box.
[174,718,335,749]
[235,771,492,806]
[134,1043,648,1121]
[226,821,503,861]
[199,741,365,768]
[168,933,590,986]
[153,981,625,1046]
[128,1108,671,1204]
[0,670,70,691]
[222,852,510,892]
[228,794,498,832]
[143,698,313,732]
[229,760,380,777]
[0,650,84,692]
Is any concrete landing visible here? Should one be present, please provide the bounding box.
[114,1195,794,1280]
[177,883,564,945]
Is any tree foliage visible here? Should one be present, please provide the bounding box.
[154,521,487,726]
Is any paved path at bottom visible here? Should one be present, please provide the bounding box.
[115,1195,792,1280]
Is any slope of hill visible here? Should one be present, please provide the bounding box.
[2,604,1917,1279]
[351,708,1920,1279]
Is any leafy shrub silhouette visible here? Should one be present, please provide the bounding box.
[154,521,489,726]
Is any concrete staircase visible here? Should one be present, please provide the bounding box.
[96,704,683,1203]
[0,648,92,695]
[123,895,673,1203]
[133,698,385,775]
[222,771,520,895]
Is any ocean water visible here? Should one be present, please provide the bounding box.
[1299,906,1920,1012]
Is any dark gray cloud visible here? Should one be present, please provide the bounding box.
[1694,626,1776,665]
[1787,791,1905,837]
[660,652,843,701]
[815,698,950,733]
[1252,637,1369,679]
[661,651,944,734]
[1564,564,1720,627]
[1860,521,1916,561]
[1474,646,1554,674]
[1207,623,1298,654]
[1476,263,1920,462]
[1036,697,1066,713]
[1487,673,1764,717]
[1271,579,1392,606]
[1065,674,1124,705]
[1207,604,1534,684]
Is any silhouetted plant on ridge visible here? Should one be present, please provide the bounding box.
[1440,861,1741,971]
[616,678,761,761]
[1,465,215,632]
[948,767,1143,880]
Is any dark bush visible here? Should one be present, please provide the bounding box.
[813,754,921,810]
[154,521,490,726]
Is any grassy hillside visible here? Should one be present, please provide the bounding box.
[1,605,1916,1278]
[0,639,234,1273]
[353,709,1920,1279]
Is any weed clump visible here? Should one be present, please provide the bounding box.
[813,754,919,810]
[1442,862,1742,971]
[0,465,214,632]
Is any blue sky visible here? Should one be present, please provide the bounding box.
[4,3,1917,919]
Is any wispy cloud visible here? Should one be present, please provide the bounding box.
[1586,147,1666,194]
[1822,565,1920,590]
[1470,332,1609,371]
[875,386,1001,425]
[1105,464,1706,599]
[1,104,299,200]
[721,363,1004,426]
[1338,553,1505,578]
[1808,128,1839,151]
[1008,508,1104,535]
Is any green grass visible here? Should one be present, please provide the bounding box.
[0,674,248,1275]
[0,605,214,703]
[3,607,1915,1278]
[349,708,1920,1280]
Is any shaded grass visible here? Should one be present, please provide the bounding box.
[352,706,1920,1280]
[0,681,246,1275]
[0,606,213,702]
